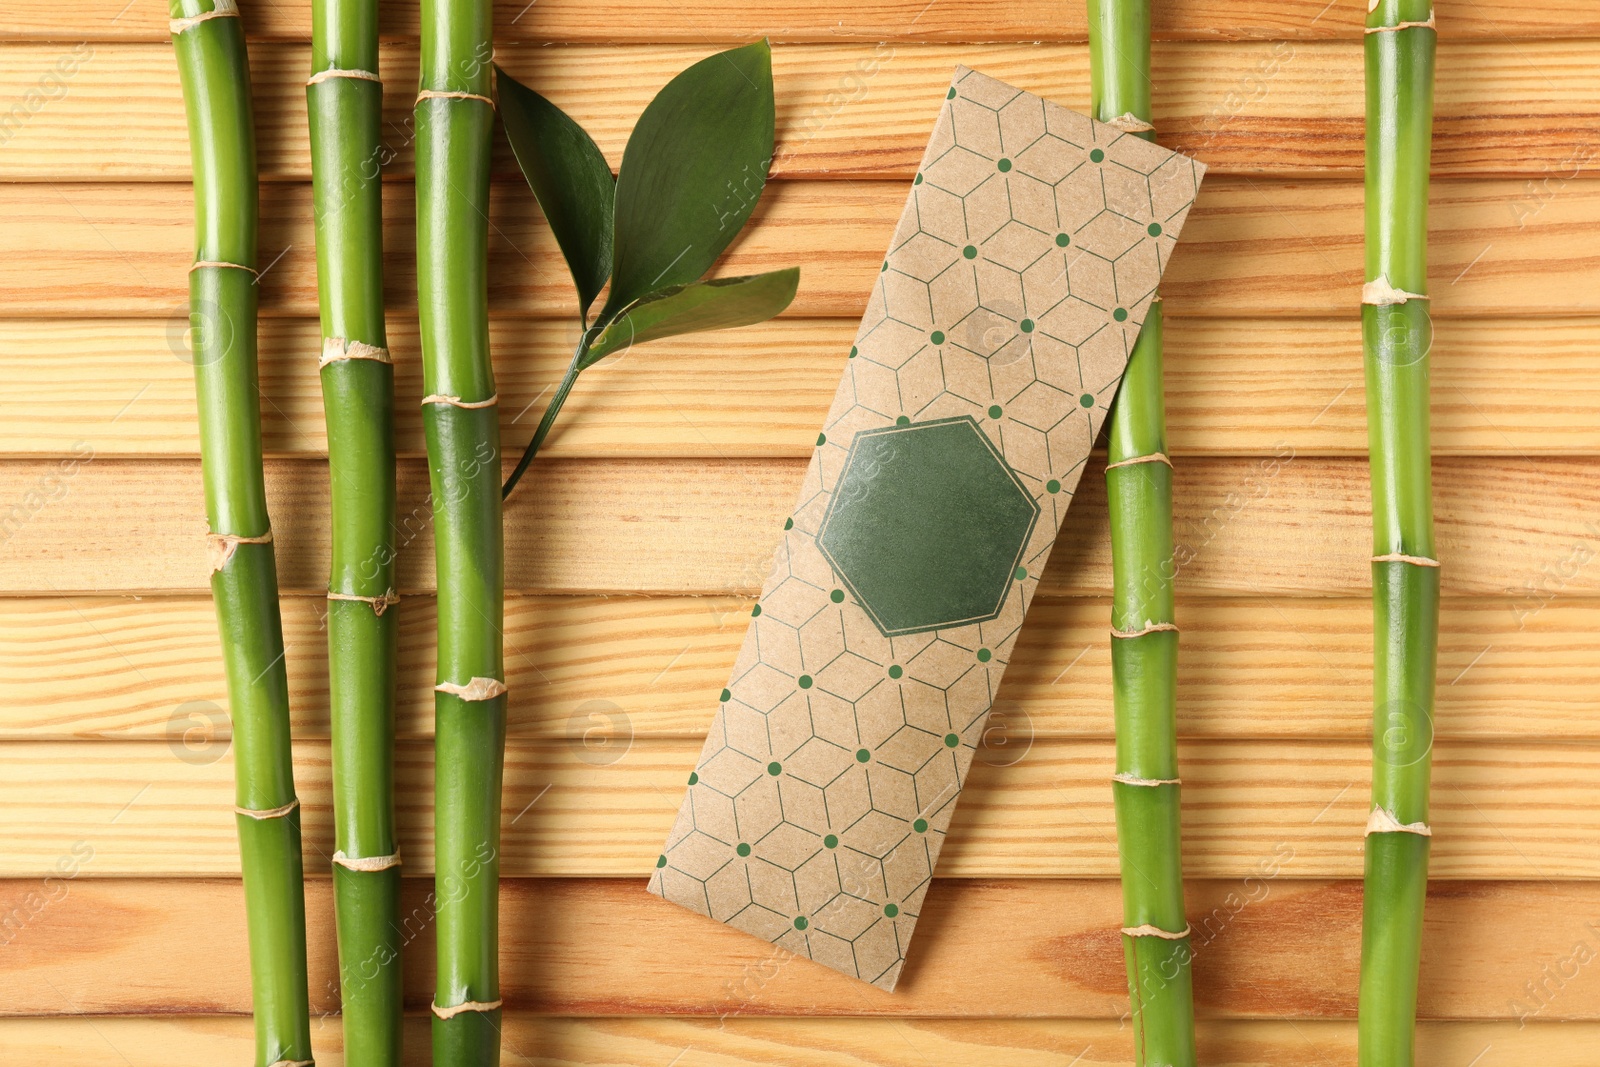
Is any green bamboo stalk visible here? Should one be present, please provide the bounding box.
[415,0,504,1062]
[1359,3,1438,1064]
[1088,2,1196,1063]
[307,0,402,1061]
[169,3,314,1065]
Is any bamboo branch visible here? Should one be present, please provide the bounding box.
[169,2,314,1065]
[1359,2,1439,1065]
[1088,1,1196,1063]
[307,0,403,1060]
[415,0,505,1062]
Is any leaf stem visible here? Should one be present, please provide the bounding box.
[502,325,599,500]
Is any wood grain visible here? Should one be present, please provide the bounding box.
[4,0,1595,42]
[5,177,1600,319]
[1,455,1596,598]
[0,737,1592,878]
[2,1016,1592,1067]
[1,594,1593,743]
[3,316,1597,458]
[2,877,1597,1020]
[3,41,1597,180]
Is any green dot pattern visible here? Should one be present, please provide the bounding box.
[1019,318,1034,333]
[856,748,871,763]
[1113,307,1128,322]
[1148,222,1163,236]
[824,834,839,849]
[767,761,782,776]
[884,903,900,917]
[896,415,910,426]
[962,245,977,259]
[987,404,1003,419]
[997,158,1012,172]
[930,330,945,345]
[688,771,700,785]
[794,916,809,930]
[1080,394,1095,408]
[736,842,752,857]
[944,733,959,748]
[798,674,813,689]
[1046,479,1061,493]
[977,648,992,663]
[888,664,903,679]
[831,589,845,603]
[1014,566,1027,580]
[1090,148,1105,162]
[913,818,929,834]
[1055,233,1070,247]
[656,855,667,868]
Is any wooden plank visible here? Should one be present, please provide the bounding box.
[3,41,1597,180]
[0,737,1592,878]
[1,594,1594,744]
[3,177,1599,319]
[0,455,1596,598]
[2,877,1598,1020]
[3,0,1595,43]
[3,316,1598,459]
[2,1017,1593,1067]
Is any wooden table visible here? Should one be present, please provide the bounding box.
[1,0,1597,1062]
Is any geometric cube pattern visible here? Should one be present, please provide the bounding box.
[649,66,1206,990]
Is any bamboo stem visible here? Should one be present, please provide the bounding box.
[1359,2,1438,1064]
[307,0,402,1061]
[170,3,314,1065]
[1088,1,1196,1063]
[416,0,504,1062]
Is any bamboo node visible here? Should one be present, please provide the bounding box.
[190,259,257,276]
[306,68,381,86]
[168,0,239,34]
[422,393,500,409]
[1113,772,1181,787]
[1110,621,1179,639]
[320,337,392,366]
[1361,275,1429,305]
[1371,552,1441,568]
[416,89,496,110]
[432,998,503,1019]
[1105,451,1173,471]
[1121,923,1191,940]
[437,677,509,702]
[327,589,400,615]
[236,798,300,821]
[333,849,402,872]
[207,529,273,572]
[1365,10,1436,32]
[1106,112,1155,134]
[1366,807,1431,837]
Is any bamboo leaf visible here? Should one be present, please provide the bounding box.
[580,268,799,369]
[601,39,775,322]
[496,65,615,320]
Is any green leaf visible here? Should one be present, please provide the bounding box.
[496,64,615,320]
[600,39,775,322]
[581,268,799,369]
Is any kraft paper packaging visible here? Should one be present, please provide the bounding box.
[648,65,1206,990]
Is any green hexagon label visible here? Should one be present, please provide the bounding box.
[817,416,1040,637]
